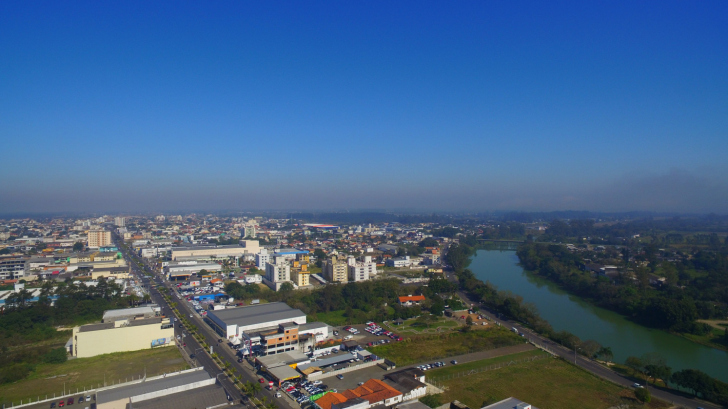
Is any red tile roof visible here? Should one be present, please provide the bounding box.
[398,295,425,303]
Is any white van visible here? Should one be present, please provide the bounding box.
[344,335,353,340]
[512,327,518,333]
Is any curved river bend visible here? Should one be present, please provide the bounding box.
[470,249,728,382]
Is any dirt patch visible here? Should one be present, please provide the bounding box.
[698,319,728,330]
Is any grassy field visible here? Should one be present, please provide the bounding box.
[383,316,460,334]
[428,351,667,409]
[680,327,728,352]
[369,326,523,366]
[0,347,188,405]
[310,310,349,326]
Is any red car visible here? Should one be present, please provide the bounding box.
[59,402,65,408]
[67,398,74,405]
[259,378,266,383]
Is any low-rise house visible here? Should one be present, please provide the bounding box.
[398,295,425,307]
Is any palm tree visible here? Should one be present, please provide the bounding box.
[250,382,262,397]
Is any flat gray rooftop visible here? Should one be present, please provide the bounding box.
[124,384,229,409]
[297,353,356,371]
[98,370,211,404]
[481,398,539,409]
[208,302,305,328]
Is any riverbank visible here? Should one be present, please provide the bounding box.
[515,242,728,354]
[466,249,728,383]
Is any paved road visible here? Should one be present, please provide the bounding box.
[444,267,721,409]
[115,236,297,409]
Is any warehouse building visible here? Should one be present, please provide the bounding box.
[95,368,236,409]
[205,302,306,341]
[170,240,260,261]
[102,305,158,323]
[72,316,175,358]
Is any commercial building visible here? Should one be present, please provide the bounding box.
[323,256,348,283]
[72,316,175,358]
[315,379,403,409]
[95,368,232,409]
[88,230,112,249]
[164,261,222,280]
[170,240,260,261]
[114,217,125,227]
[205,302,306,341]
[256,351,310,386]
[102,305,158,322]
[386,256,411,268]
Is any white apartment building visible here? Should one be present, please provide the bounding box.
[87,230,112,249]
[348,255,378,282]
[265,262,290,285]
[256,249,270,269]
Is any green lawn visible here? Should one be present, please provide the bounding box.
[0,347,188,406]
[428,352,665,409]
[369,326,524,366]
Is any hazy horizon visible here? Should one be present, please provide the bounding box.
[2,1,727,214]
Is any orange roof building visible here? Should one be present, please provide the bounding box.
[315,392,349,409]
[398,295,425,306]
[314,379,403,409]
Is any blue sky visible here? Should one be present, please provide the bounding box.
[1,1,727,213]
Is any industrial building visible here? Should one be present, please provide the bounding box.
[164,261,222,280]
[95,368,236,409]
[72,308,174,358]
[170,240,260,260]
[205,302,307,341]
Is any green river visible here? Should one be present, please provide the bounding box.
[469,249,728,382]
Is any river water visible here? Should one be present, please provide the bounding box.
[469,249,728,382]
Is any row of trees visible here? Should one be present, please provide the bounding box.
[625,352,728,406]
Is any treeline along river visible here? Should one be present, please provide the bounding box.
[469,249,728,382]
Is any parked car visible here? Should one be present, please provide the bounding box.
[59,401,65,407]
[67,398,74,405]
[336,374,344,380]
[50,403,56,408]
[451,360,458,364]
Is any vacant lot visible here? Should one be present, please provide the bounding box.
[427,351,667,409]
[311,310,349,326]
[369,326,523,366]
[0,347,187,405]
[383,316,460,335]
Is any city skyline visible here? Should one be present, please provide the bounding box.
[2,1,727,213]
